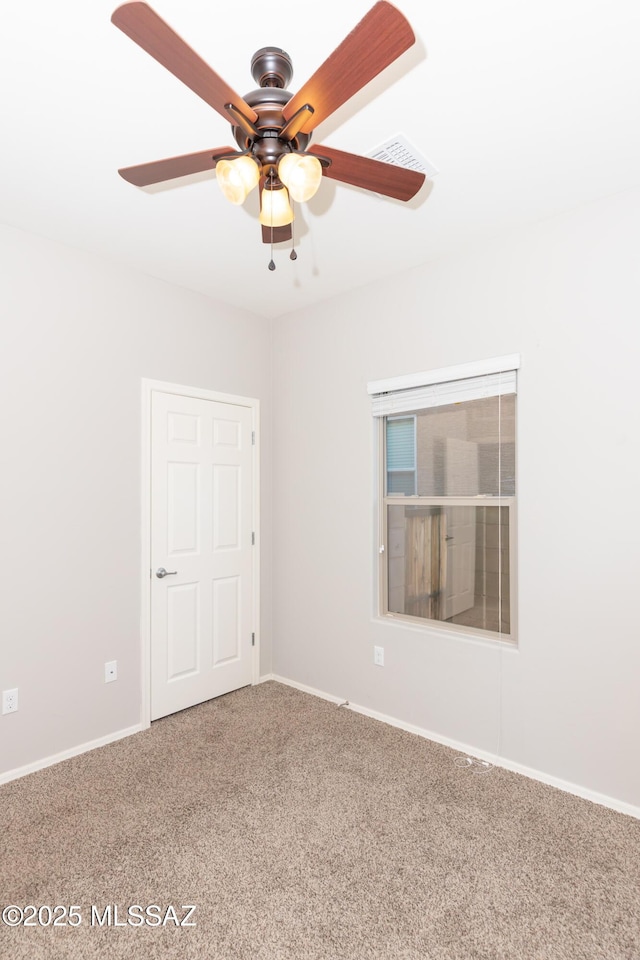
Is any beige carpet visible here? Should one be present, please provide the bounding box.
[1,680,639,960]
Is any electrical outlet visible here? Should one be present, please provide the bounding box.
[2,688,19,714]
[374,646,384,667]
[105,661,118,683]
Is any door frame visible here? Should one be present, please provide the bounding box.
[140,378,260,729]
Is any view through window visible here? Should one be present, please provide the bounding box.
[375,367,517,642]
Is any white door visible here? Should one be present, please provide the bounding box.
[150,390,255,721]
[442,506,476,619]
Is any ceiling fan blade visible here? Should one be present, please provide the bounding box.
[310,145,425,201]
[282,1,415,135]
[261,224,293,244]
[111,2,258,123]
[119,146,236,186]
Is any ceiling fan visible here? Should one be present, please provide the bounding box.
[111,1,426,265]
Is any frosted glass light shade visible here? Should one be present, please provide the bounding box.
[216,156,260,205]
[259,187,294,227]
[278,153,323,203]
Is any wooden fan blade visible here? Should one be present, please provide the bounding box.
[282,2,415,135]
[119,146,236,186]
[310,144,425,201]
[111,2,258,123]
[261,224,293,244]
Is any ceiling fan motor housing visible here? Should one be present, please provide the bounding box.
[230,48,311,176]
[251,47,293,88]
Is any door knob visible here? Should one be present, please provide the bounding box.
[156,567,178,578]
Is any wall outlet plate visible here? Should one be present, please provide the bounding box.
[2,688,19,714]
[105,661,118,683]
[374,646,384,667]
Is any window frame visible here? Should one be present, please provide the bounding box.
[372,357,519,646]
[379,487,518,645]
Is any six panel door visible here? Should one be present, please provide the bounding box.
[150,391,254,721]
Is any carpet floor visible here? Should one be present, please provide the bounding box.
[1,680,639,960]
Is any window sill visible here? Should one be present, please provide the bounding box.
[375,612,518,650]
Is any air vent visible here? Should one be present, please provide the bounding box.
[368,133,439,178]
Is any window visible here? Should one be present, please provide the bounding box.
[369,356,519,643]
[386,416,416,495]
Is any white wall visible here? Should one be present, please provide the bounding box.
[272,187,640,809]
[0,224,273,776]
[3,188,639,809]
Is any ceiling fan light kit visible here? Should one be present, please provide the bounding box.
[216,156,261,205]
[278,153,323,204]
[259,184,295,228]
[111,0,427,269]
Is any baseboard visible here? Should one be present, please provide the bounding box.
[5,679,638,822]
[268,674,345,705]
[0,723,144,786]
[271,674,640,822]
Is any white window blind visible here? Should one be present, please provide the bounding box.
[368,355,520,418]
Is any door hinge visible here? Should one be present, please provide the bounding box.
[251,632,255,647]
[251,531,255,545]
[252,431,256,445]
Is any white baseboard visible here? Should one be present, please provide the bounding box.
[268,674,345,705]
[270,674,640,822]
[5,679,638,822]
[0,723,144,786]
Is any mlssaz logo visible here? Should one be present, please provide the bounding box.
[91,905,196,927]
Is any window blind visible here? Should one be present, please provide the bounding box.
[368,355,520,418]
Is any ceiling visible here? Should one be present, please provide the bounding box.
[1,0,639,319]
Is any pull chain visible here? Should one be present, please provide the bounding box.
[268,204,275,271]
[290,200,297,260]
[266,180,298,268]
